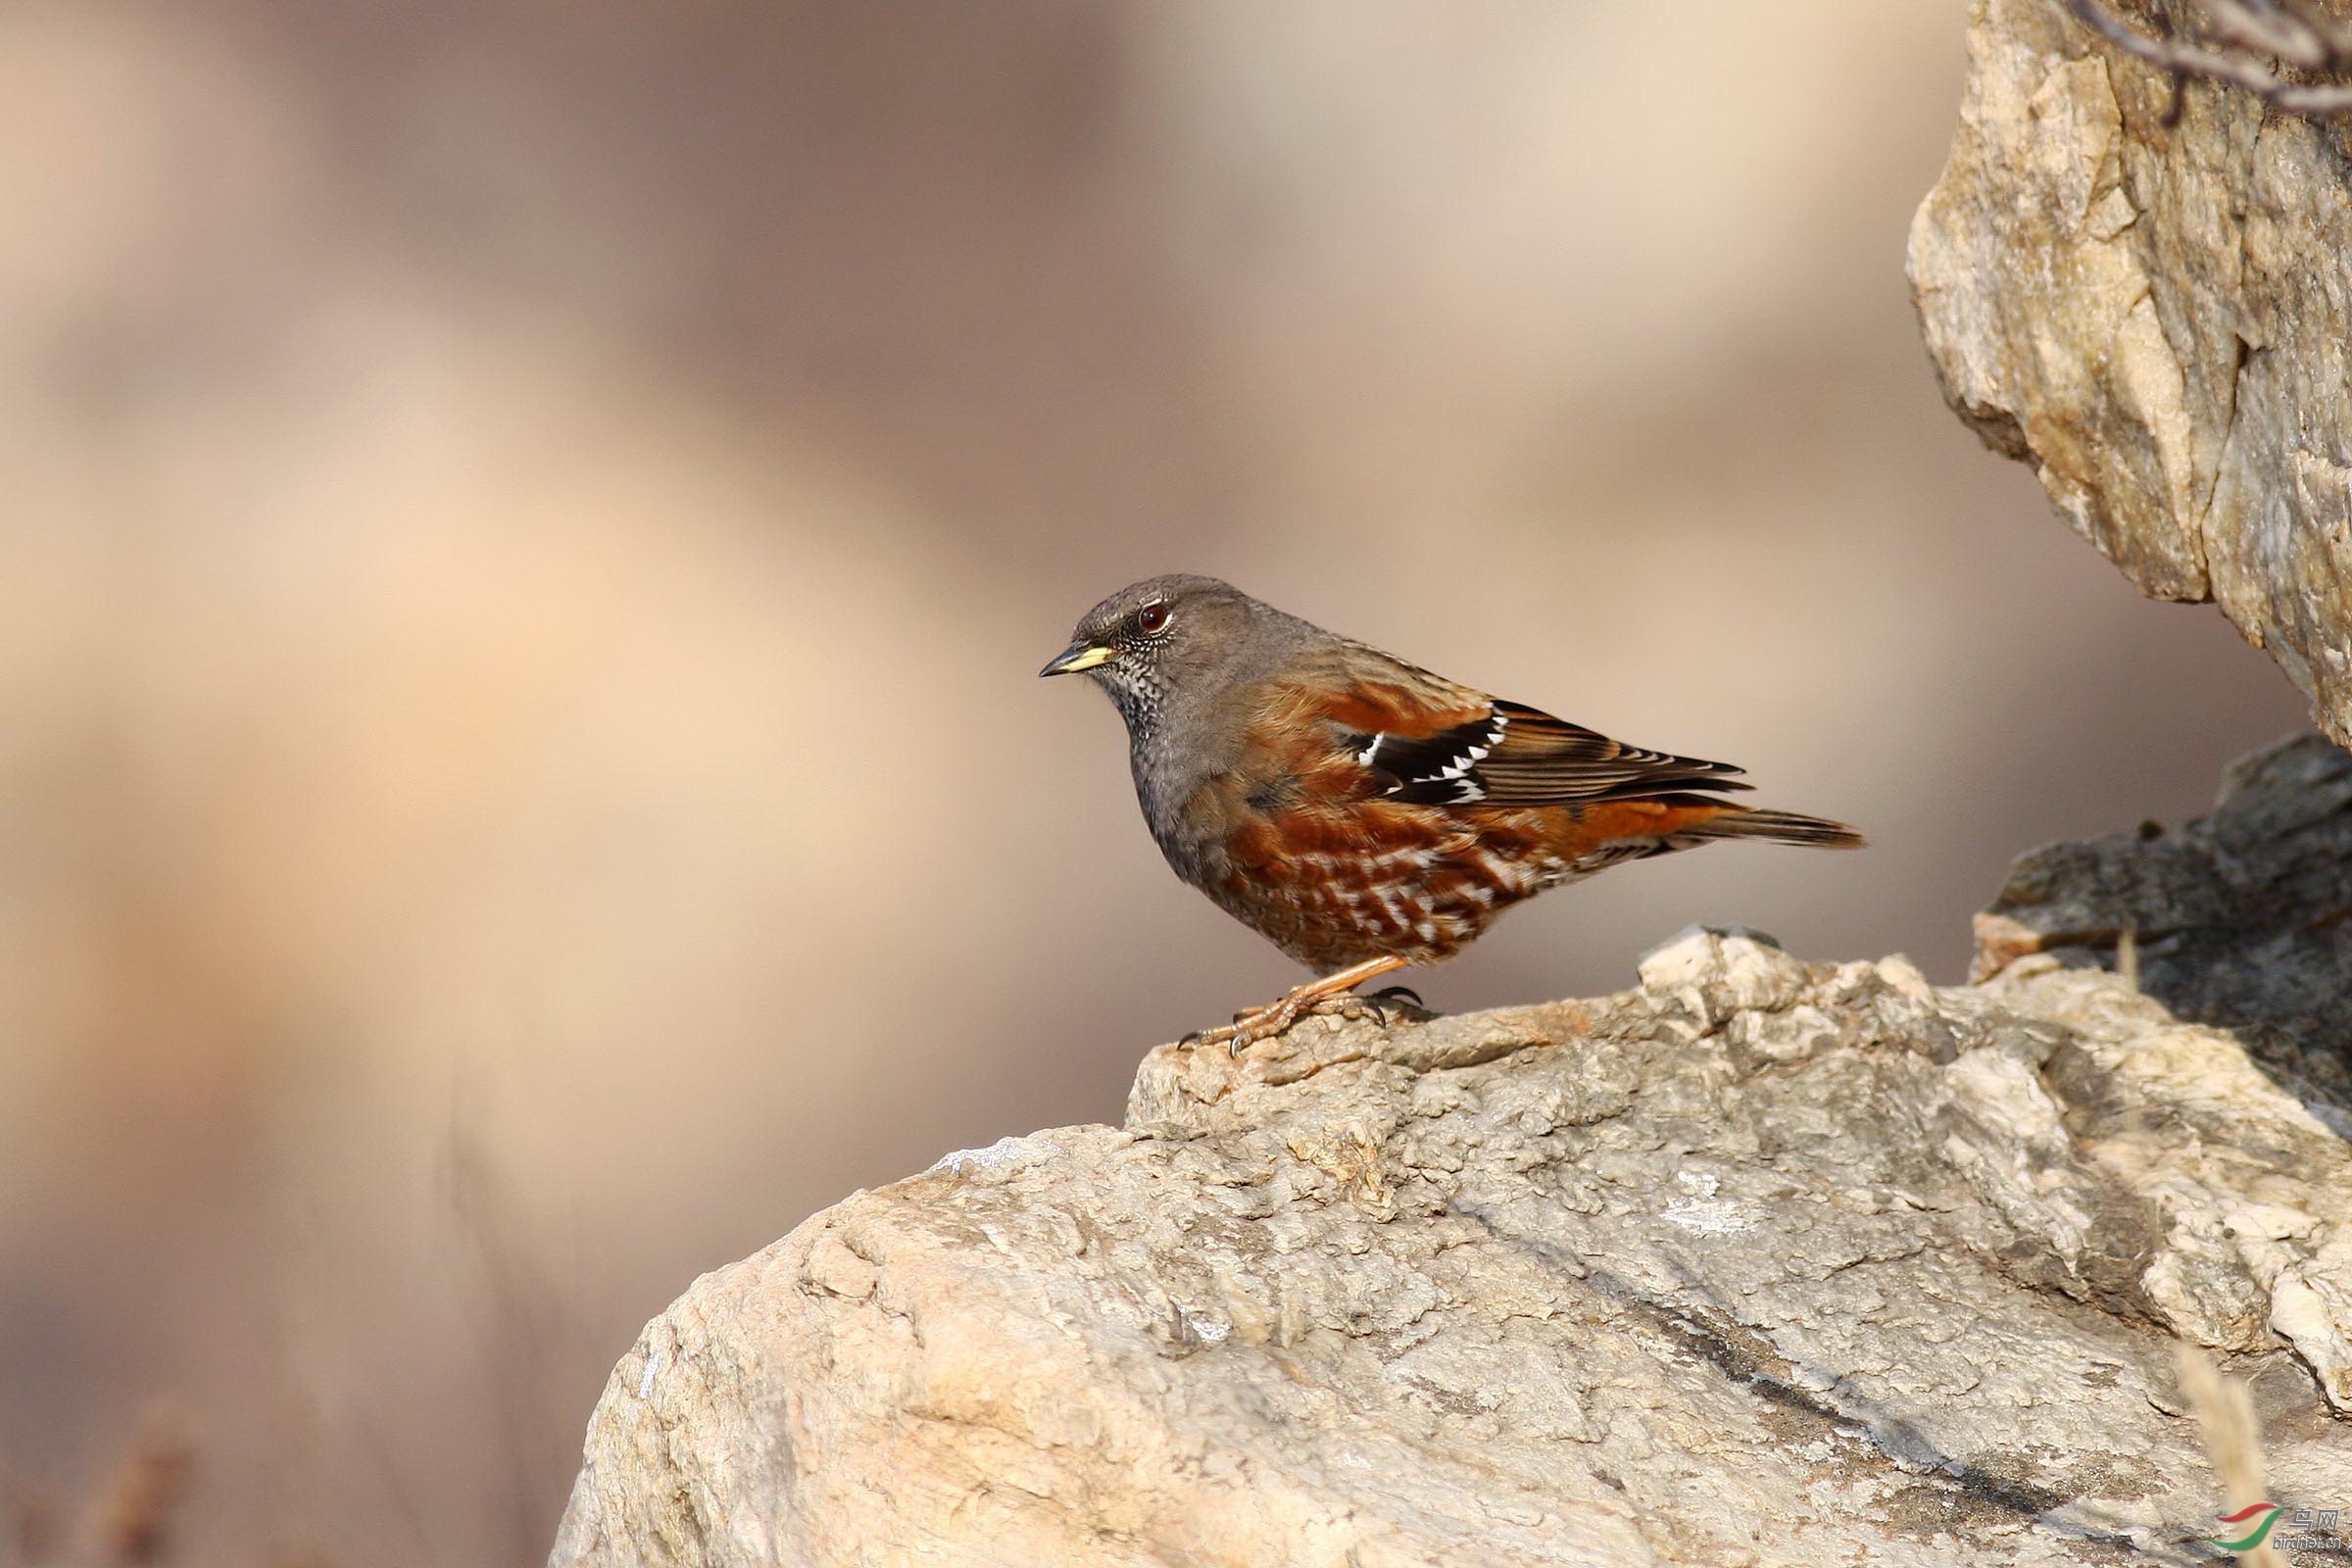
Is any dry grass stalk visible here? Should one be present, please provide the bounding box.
[2173,1345,2284,1567]
[82,1410,194,1566]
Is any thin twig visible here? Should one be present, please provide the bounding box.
[2059,0,2352,116]
[2198,0,2332,67]
[2275,0,2352,58]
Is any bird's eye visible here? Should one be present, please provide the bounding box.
[1137,602,1170,635]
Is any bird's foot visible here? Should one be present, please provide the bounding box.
[1364,984,1427,1017]
[1179,956,1416,1057]
[1182,973,1422,1057]
[1298,984,1432,1031]
[1183,990,1315,1057]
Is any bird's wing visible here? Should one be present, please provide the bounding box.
[1259,650,1748,809]
[1437,699,1749,807]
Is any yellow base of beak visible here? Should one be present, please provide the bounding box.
[1039,644,1114,677]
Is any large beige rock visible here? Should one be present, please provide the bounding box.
[1977,732,2352,1110]
[1909,0,2352,747]
[549,741,2352,1567]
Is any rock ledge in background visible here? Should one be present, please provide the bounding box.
[550,737,2352,1567]
[1909,0,2352,747]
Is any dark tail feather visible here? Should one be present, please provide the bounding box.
[1696,807,1866,850]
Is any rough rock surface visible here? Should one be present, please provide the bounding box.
[1978,732,2352,1114]
[1909,0,2352,747]
[551,743,2352,1567]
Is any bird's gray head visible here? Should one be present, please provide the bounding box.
[1039,573,1288,738]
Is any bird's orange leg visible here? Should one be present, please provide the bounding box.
[1189,955,1413,1056]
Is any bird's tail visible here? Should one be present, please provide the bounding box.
[1690,806,1866,851]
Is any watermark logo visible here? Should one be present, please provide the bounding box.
[2204,1502,2345,1553]
[2208,1503,2284,1551]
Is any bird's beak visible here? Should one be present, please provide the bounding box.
[1039,642,1113,678]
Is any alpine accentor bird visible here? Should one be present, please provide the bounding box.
[1041,574,1861,1051]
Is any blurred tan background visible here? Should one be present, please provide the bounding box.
[0,1,2312,1561]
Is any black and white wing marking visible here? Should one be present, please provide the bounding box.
[1354,708,1514,805]
[1353,700,1751,808]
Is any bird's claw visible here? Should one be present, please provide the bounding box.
[1304,988,1424,1029]
[1185,997,1306,1058]
[1187,987,1428,1057]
